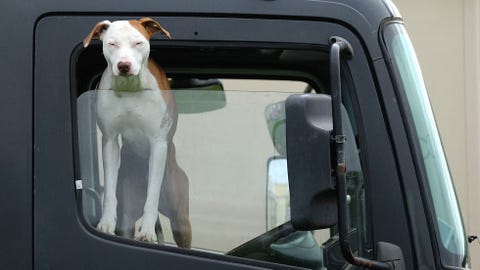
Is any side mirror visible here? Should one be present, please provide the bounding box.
[285,94,337,230]
[285,37,394,270]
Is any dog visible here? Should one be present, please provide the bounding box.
[83,18,191,248]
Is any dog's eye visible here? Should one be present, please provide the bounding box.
[135,41,144,47]
[107,42,118,47]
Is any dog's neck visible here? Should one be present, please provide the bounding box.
[111,75,143,92]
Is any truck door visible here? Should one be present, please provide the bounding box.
[35,15,416,269]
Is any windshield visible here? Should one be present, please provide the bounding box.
[383,23,467,267]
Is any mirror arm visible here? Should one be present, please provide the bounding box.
[329,36,392,270]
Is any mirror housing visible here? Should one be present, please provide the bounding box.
[285,94,337,230]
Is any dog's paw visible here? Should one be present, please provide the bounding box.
[96,217,116,235]
[134,217,158,244]
[135,230,158,243]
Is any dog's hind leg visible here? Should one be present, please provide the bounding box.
[171,166,191,248]
[170,209,192,248]
[166,167,191,248]
[160,142,192,248]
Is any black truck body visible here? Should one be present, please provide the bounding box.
[0,0,470,269]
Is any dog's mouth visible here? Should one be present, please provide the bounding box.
[114,69,137,77]
[118,72,133,77]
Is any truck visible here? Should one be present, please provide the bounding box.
[0,0,470,269]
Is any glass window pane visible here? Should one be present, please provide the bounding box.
[75,53,366,269]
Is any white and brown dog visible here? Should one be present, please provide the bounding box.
[83,18,191,247]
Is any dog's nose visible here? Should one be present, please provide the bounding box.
[117,61,131,75]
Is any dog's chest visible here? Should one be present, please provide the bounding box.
[96,90,171,140]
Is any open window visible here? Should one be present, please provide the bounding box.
[74,43,366,269]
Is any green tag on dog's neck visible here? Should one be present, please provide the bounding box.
[112,75,142,92]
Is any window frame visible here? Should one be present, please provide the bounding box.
[73,45,368,267]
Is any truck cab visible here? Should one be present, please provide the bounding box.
[0,0,469,269]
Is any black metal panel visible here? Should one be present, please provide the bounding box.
[0,2,34,270]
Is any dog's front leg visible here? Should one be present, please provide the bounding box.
[135,139,168,243]
[97,134,120,235]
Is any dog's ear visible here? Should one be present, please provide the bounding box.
[83,20,112,48]
[139,17,171,39]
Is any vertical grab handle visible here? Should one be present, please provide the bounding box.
[329,36,393,270]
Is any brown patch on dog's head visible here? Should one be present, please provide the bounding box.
[129,17,171,40]
[83,20,111,47]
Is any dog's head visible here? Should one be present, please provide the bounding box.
[83,18,171,76]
